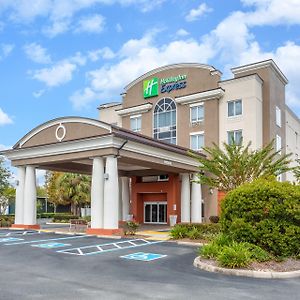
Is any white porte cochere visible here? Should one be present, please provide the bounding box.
[2,117,204,234]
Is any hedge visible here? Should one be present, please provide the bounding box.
[0,215,14,227]
[220,178,300,257]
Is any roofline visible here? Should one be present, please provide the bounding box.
[231,59,288,85]
[286,105,300,122]
[124,63,222,91]
[13,116,113,149]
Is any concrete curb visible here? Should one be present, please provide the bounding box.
[177,241,204,247]
[193,257,300,279]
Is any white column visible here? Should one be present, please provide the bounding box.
[15,166,26,225]
[90,157,104,228]
[23,166,37,225]
[121,177,130,221]
[103,156,119,229]
[181,173,190,223]
[191,173,202,223]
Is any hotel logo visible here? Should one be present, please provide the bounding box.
[143,77,159,98]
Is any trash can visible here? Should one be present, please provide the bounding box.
[169,215,177,227]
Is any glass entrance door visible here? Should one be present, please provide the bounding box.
[144,202,167,224]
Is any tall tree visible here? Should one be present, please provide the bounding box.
[191,140,293,192]
[0,157,10,195]
[293,158,300,183]
[45,171,91,215]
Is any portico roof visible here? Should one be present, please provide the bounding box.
[2,117,203,176]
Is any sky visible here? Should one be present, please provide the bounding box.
[0,0,300,185]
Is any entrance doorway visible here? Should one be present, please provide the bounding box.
[144,202,167,224]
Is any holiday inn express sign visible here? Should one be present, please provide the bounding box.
[143,74,187,98]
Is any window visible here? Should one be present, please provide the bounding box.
[190,132,204,151]
[228,99,242,117]
[130,115,141,132]
[276,134,282,154]
[276,106,281,127]
[153,98,176,144]
[190,105,204,123]
[227,130,242,145]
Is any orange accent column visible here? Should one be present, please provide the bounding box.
[217,190,227,215]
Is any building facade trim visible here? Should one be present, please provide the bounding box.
[175,88,225,105]
[116,103,153,116]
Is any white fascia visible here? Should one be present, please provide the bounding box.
[116,103,153,117]
[175,88,225,105]
[5,135,121,161]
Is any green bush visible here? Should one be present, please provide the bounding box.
[39,213,56,219]
[124,221,139,235]
[221,178,300,257]
[243,243,271,262]
[209,216,220,223]
[170,223,221,240]
[200,242,221,259]
[52,214,79,223]
[217,242,251,269]
[0,215,14,227]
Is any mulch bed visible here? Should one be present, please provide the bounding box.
[200,257,300,272]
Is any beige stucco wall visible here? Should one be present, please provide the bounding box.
[285,107,300,182]
[219,75,263,150]
[98,104,122,126]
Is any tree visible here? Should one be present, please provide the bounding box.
[45,171,91,215]
[0,157,10,195]
[191,140,293,192]
[293,158,300,183]
[0,186,15,215]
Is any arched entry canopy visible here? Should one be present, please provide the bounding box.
[2,117,204,234]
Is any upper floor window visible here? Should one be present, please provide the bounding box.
[228,129,242,145]
[130,115,141,132]
[190,104,204,123]
[154,98,176,144]
[228,99,242,117]
[276,106,281,127]
[276,134,282,154]
[190,132,204,151]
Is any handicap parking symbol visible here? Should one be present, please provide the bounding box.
[32,242,71,249]
[0,237,24,243]
[120,252,167,262]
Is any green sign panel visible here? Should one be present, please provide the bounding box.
[143,77,159,98]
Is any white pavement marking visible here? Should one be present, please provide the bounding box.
[57,239,164,256]
[4,235,90,246]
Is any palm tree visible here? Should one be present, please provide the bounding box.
[191,140,293,192]
[57,173,91,216]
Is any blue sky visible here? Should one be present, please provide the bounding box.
[0,0,300,183]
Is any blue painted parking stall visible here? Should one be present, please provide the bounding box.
[120,252,167,262]
[32,242,72,249]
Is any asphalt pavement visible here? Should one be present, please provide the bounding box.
[0,229,299,300]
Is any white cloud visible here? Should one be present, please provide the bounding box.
[185,3,212,22]
[0,144,12,151]
[116,23,123,33]
[0,108,13,126]
[0,0,166,37]
[23,43,52,64]
[0,43,14,60]
[70,52,87,66]
[176,29,190,37]
[75,14,105,34]
[241,0,300,26]
[70,31,214,109]
[33,89,45,98]
[30,60,77,87]
[88,47,115,61]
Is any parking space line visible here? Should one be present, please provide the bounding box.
[0,230,40,237]
[57,239,164,256]
[4,235,90,246]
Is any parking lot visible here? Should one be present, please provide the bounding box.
[0,229,299,300]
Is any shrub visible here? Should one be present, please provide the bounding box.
[221,178,300,257]
[39,213,55,219]
[0,215,14,227]
[53,214,79,223]
[243,243,271,262]
[217,242,251,269]
[200,243,221,259]
[170,223,221,240]
[209,216,220,223]
[124,221,139,235]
